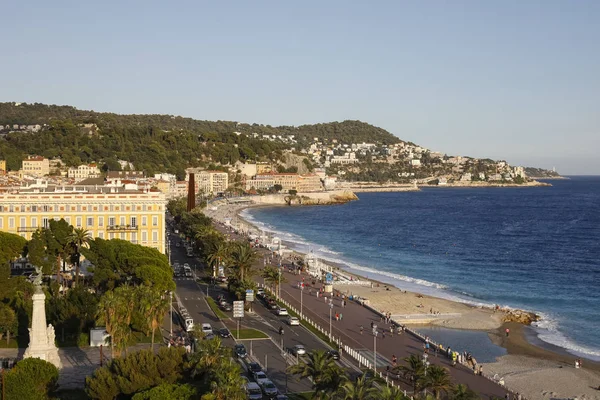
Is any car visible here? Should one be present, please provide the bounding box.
[256,288,265,298]
[203,333,216,340]
[252,370,269,385]
[276,308,288,316]
[218,328,231,338]
[234,344,247,358]
[201,323,213,335]
[246,382,263,400]
[220,302,232,311]
[291,344,306,356]
[327,349,340,360]
[246,362,262,377]
[183,263,190,269]
[260,380,278,397]
[287,316,300,326]
[217,275,228,283]
[176,242,181,247]
[276,395,289,400]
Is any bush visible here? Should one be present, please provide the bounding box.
[132,383,196,400]
[4,357,59,400]
[78,332,89,347]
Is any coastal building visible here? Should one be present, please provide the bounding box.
[0,182,166,253]
[330,153,358,165]
[195,171,229,195]
[21,156,50,177]
[67,164,101,180]
[297,174,323,192]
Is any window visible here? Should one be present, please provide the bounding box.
[31,205,37,212]
[76,217,82,227]
[108,217,115,227]
[98,232,104,239]
[42,218,49,228]
[77,205,82,212]
[9,218,15,228]
[65,217,71,224]
[20,217,26,228]
[152,216,158,226]
[0,218,3,228]
[130,217,137,228]
[131,232,137,242]
[109,233,115,239]
[9,205,14,212]
[0,206,3,212]
[43,205,50,212]
[141,231,147,241]
[120,216,126,226]
[142,216,147,226]
[152,231,158,242]
[87,217,93,226]
[120,233,126,240]
[31,218,37,228]
[98,217,104,227]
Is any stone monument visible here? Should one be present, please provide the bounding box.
[23,266,62,369]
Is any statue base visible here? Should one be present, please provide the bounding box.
[23,346,62,369]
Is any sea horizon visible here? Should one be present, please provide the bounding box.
[242,177,600,362]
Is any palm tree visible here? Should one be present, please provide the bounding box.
[395,354,426,394]
[262,265,287,296]
[191,336,229,376]
[450,384,479,400]
[68,227,91,286]
[229,242,258,283]
[206,242,230,278]
[424,365,453,399]
[337,373,379,400]
[204,362,247,400]
[380,385,411,400]
[137,286,170,350]
[288,349,346,399]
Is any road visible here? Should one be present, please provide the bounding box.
[169,233,321,395]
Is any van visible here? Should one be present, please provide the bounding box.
[246,382,263,400]
[185,318,194,332]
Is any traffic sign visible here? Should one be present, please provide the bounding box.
[245,289,254,302]
[325,273,333,283]
[233,301,244,318]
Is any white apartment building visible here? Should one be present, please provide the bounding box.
[68,164,101,180]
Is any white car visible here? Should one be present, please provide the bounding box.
[287,316,300,326]
[201,323,213,335]
[291,344,306,356]
[276,307,288,316]
[253,371,269,386]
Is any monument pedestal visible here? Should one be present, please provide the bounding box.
[24,289,62,369]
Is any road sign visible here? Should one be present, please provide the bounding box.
[245,289,254,302]
[233,301,244,318]
[325,273,333,283]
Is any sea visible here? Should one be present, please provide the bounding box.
[242,176,600,362]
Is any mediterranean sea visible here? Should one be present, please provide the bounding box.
[242,176,600,361]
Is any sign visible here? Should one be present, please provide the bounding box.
[245,289,254,302]
[325,273,333,283]
[233,301,244,318]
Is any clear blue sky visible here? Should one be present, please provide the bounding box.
[2,1,599,174]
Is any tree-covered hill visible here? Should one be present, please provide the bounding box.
[0,102,400,177]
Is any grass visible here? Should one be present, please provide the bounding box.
[0,338,19,348]
[206,297,229,320]
[231,328,269,339]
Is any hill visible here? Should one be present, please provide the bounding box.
[0,102,400,177]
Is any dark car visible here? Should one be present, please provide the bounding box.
[327,350,340,360]
[234,344,247,358]
[218,328,231,338]
[246,362,262,377]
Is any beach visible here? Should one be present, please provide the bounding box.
[204,200,600,400]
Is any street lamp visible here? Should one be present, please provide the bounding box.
[373,325,378,371]
[329,300,334,338]
[169,291,173,336]
[300,283,304,319]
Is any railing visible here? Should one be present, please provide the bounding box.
[17,227,40,232]
[106,225,139,231]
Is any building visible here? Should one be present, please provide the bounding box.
[195,171,229,195]
[106,171,145,180]
[68,164,101,180]
[0,183,166,253]
[21,156,50,177]
[297,174,323,192]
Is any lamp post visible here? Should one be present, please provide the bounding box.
[169,291,173,336]
[300,283,304,319]
[373,325,378,371]
[329,300,333,338]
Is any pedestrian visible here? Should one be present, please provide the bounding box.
[382,330,385,339]
[392,354,397,366]
[505,328,510,337]
[390,326,394,336]
[370,321,374,329]
[339,313,343,321]
[360,325,364,335]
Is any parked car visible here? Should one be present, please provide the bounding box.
[290,344,306,356]
[201,323,213,335]
[260,380,278,397]
[246,382,263,400]
[218,328,231,338]
[246,362,262,377]
[234,344,247,358]
[276,307,288,316]
[267,300,278,310]
[287,316,300,326]
[327,350,340,360]
[252,370,269,385]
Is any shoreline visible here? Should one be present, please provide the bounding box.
[204,200,600,400]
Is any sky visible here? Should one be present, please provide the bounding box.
[1,1,599,174]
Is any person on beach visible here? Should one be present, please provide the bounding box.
[360,325,364,335]
[505,327,510,337]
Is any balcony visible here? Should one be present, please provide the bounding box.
[17,227,41,233]
[107,225,139,231]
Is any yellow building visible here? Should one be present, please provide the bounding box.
[0,160,6,173]
[297,174,323,192]
[22,156,50,177]
[0,185,167,253]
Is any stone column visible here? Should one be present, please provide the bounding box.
[24,287,62,369]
